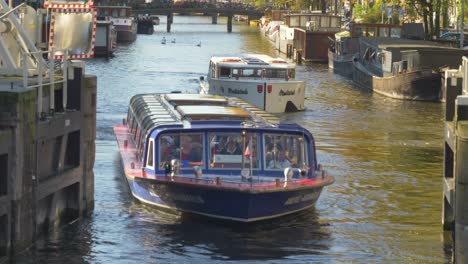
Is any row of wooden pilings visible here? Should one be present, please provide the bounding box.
[443,57,468,263]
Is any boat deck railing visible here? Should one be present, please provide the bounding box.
[154,173,324,190]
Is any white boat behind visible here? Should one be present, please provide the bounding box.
[199,54,305,113]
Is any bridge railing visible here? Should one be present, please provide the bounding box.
[131,1,263,13]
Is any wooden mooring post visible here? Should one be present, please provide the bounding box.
[443,57,468,263]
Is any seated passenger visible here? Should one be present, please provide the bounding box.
[179,136,202,165]
[268,151,291,169]
[221,137,242,155]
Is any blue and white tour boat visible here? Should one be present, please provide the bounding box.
[113,93,334,222]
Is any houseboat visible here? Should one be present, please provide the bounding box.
[199,54,305,113]
[353,37,464,101]
[328,23,402,79]
[113,93,334,222]
[136,14,154,35]
[96,6,137,43]
[94,20,117,57]
[283,12,341,63]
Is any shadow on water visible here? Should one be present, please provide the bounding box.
[125,204,332,262]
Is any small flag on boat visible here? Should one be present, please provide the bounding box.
[244,145,250,157]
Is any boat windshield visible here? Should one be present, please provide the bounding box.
[264,133,308,170]
[159,133,204,169]
[209,132,259,169]
[218,67,292,80]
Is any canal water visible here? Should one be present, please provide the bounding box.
[14,16,451,263]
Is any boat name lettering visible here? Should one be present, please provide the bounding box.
[279,89,295,96]
[284,192,319,205]
[228,88,248,94]
[172,193,205,204]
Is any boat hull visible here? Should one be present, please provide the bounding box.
[94,22,117,57]
[328,49,354,79]
[200,79,305,113]
[352,61,442,101]
[116,29,137,42]
[127,176,324,222]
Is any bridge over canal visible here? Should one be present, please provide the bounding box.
[132,3,264,32]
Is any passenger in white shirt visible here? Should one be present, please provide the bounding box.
[268,151,291,169]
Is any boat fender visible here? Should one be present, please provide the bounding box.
[193,166,202,178]
[170,159,180,176]
[284,167,294,182]
[164,162,171,176]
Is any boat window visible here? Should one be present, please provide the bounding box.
[391,27,401,38]
[159,133,204,169]
[264,69,287,79]
[320,16,328,27]
[211,62,216,78]
[367,27,377,37]
[232,68,240,77]
[208,132,259,169]
[146,139,154,169]
[219,67,231,78]
[241,69,262,78]
[380,27,390,37]
[264,134,308,170]
[288,69,295,79]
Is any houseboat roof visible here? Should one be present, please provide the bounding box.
[210,54,295,69]
[128,93,281,140]
[94,5,132,9]
[360,37,462,50]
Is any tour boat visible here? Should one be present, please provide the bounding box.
[199,54,305,113]
[113,93,334,222]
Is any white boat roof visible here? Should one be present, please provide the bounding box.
[164,93,228,105]
[176,105,251,120]
[127,93,280,138]
[210,54,295,69]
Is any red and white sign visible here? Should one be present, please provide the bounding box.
[48,8,97,59]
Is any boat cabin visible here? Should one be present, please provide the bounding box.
[284,13,341,62]
[96,6,133,20]
[357,37,464,77]
[207,55,296,81]
[126,93,317,178]
[333,23,402,58]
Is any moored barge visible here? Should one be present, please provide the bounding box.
[113,93,334,222]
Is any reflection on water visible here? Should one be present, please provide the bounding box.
[12,16,451,263]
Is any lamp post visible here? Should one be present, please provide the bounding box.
[461,0,465,48]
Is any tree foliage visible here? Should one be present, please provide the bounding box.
[352,0,399,24]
